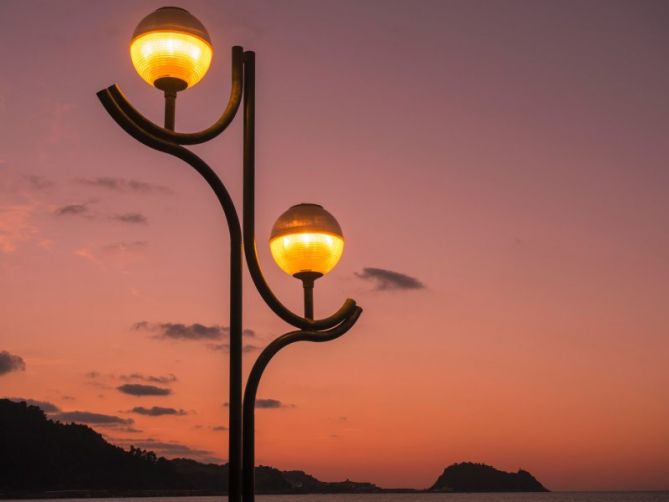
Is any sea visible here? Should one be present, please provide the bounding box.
[8,495,669,502]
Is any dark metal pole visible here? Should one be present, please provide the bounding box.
[241,49,255,502]
[95,90,243,502]
[164,90,176,130]
[98,45,362,502]
[242,308,363,502]
[294,272,322,321]
[228,229,243,502]
[303,281,314,320]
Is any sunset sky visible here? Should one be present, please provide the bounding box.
[1,0,668,492]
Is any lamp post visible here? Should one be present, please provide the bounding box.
[97,7,362,502]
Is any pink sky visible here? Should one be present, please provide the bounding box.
[1,0,668,491]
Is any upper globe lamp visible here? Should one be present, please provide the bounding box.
[130,6,212,91]
[130,6,213,129]
[270,203,344,279]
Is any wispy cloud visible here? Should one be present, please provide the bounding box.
[55,203,89,216]
[207,343,260,353]
[130,406,187,416]
[52,410,134,425]
[0,351,26,375]
[117,384,171,397]
[24,175,54,191]
[7,397,60,413]
[77,177,172,194]
[120,373,177,385]
[224,398,291,409]
[211,425,228,432]
[101,241,148,253]
[355,267,425,291]
[112,212,147,224]
[134,322,255,341]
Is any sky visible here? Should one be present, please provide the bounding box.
[1,0,668,492]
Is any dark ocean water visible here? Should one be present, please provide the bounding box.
[11,494,669,502]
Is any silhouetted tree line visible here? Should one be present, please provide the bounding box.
[1,400,547,496]
[0,399,212,493]
[0,399,381,497]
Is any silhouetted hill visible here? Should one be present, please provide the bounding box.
[0,399,378,497]
[1,399,548,497]
[0,399,199,494]
[430,462,548,492]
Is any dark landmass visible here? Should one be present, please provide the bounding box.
[0,399,548,497]
[430,462,548,492]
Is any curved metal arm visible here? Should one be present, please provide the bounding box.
[99,49,363,502]
[242,306,363,502]
[241,50,357,331]
[97,87,244,502]
[103,46,244,145]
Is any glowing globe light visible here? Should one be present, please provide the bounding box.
[130,6,213,91]
[270,204,345,277]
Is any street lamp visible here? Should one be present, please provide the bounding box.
[270,203,345,319]
[96,6,362,502]
[130,7,213,129]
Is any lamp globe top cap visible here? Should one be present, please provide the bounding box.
[132,6,211,44]
[270,203,343,240]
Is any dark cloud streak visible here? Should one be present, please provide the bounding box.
[112,212,147,224]
[0,351,26,375]
[7,397,60,413]
[52,410,134,425]
[224,398,290,409]
[117,384,171,396]
[355,267,425,291]
[121,373,177,384]
[55,204,88,216]
[131,406,186,416]
[135,322,255,341]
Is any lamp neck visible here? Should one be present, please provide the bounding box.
[154,77,187,131]
[163,90,177,130]
[293,271,323,320]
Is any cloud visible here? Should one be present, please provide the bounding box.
[77,177,172,194]
[130,406,187,417]
[101,241,148,253]
[112,212,147,224]
[117,384,171,396]
[135,322,255,341]
[55,204,88,216]
[355,267,425,291]
[224,398,290,409]
[211,425,228,432]
[256,398,284,409]
[207,343,260,353]
[24,175,54,190]
[119,426,143,433]
[52,410,134,425]
[0,351,26,375]
[121,373,177,384]
[7,397,60,413]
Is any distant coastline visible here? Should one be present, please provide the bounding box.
[0,400,548,498]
